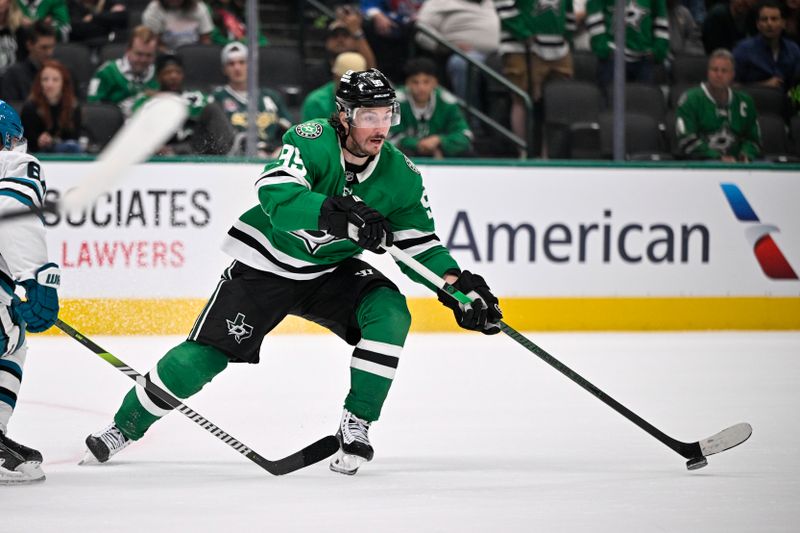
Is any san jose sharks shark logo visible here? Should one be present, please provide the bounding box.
[226,313,253,344]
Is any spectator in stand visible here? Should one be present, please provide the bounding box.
[389,57,472,158]
[305,8,376,93]
[212,42,291,157]
[676,48,761,161]
[67,0,127,44]
[0,0,25,75]
[702,0,758,54]
[207,0,267,46]
[0,19,55,101]
[302,51,367,121]
[361,0,423,82]
[17,0,69,42]
[733,0,800,91]
[680,0,705,25]
[87,25,158,116]
[416,0,500,104]
[668,0,704,57]
[131,52,232,155]
[494,0,575,156]
[142,0,213,52]
[20,59,83,153]
[586,0,670,86]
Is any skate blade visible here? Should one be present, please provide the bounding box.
[329,450,367,475]
[78,450,100,466]
[0,463,46,484]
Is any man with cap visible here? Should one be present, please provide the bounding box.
[131,53,233,155]
[304,6,376,93]
[301,52,367,122]
[212,42,293,158]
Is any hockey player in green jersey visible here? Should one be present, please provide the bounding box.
[82,68,503,475]
[676,49,761,161]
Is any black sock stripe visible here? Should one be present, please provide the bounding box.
[0,386,18,403]
[0,364,23,382]
[353,348,399,369]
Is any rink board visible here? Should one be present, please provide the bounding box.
[36,160,800,333]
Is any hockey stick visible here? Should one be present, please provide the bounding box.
[0,94,188,222]
[55,318,339,475]
[386,244,752,470]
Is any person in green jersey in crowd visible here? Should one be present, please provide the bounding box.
[82,68,503,476]
[586,0,670,87]
[212,41,291,158]
[131,52,233,155]
[676,48,761,162]
[301,51,366,122]
[87,25,159,117]
[17,0,69,41]
[390,57,472,158]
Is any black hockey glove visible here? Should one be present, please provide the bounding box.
[319,195,393,253]
[438,270,503,335]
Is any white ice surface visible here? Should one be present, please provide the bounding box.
[3,332,799,532]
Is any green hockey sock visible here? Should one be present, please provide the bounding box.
[344,287,411,421]
[114,341,229,440]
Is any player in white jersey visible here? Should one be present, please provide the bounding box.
[0,100,61,484]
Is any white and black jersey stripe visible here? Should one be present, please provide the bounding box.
[392,229,442,257]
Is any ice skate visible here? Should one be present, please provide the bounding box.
[329,409,374,475]
[81,423,131,465]
[0,432,45,484]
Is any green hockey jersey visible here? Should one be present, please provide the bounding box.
[87,57,159,116]
[493,0,576,60]
[18,0,70,41]
[221,119,459,284]
[390,87,472,157]
[212,85,291,150]
[586,0,669,62]
[675,83,761,160]
[132,89,211,144]
[301,81,337,122]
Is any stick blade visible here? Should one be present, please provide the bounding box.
[61,94,188,212]
[699,422,753,457]
[251,435,340,476]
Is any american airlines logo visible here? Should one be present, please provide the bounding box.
[720,183,798,280]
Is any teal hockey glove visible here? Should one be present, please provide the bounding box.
[16,263,60,333]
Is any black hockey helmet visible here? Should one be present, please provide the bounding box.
[335,68,400,127]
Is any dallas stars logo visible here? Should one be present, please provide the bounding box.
[707,126,736,153]
[290,229,339,254]
[226,313,253,344]
[625,0,649,31]
[535,0,560,14]
[295,122,322,139]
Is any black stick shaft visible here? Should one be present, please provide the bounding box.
[55,318,338,474]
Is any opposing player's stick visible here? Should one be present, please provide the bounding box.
[0,94,188,222]
[55,319,339,475]
[386,245,752,470]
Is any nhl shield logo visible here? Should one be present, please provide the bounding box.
[295,122,323,139]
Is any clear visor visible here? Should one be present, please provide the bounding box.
[349,103,400,128]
